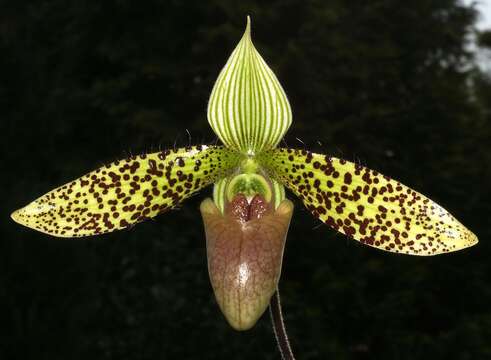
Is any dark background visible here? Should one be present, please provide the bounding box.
[1,1,490,359]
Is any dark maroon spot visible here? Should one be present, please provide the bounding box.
[343,172,352,185]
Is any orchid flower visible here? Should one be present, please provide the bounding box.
[11,18,477,333]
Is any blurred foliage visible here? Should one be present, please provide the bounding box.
[1,0,490,359]
[478,29,491,48]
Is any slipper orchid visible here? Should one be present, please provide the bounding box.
[11,17,477,332]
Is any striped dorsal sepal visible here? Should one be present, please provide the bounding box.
[258,148,478,256]
[11,146,240,237]
[207,17,292,155]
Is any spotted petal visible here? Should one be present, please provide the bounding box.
[258,148,478,256]
[207,17,292,154]
[11,146,240,237]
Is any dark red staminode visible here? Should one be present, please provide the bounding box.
[226,194,272,222]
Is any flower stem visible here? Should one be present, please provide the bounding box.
[269,288,296,360]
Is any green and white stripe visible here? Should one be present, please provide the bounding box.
[213,176,230,214]
[271,179,285,209]
[207,16,292,155]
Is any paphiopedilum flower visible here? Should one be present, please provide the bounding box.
[11,17,477,332]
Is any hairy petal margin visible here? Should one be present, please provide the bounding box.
[258,148,477,256]
[12,146,240,237]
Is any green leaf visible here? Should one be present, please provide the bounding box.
[11,146,240,237]
[258,148,478,256]
[207,17,292,154]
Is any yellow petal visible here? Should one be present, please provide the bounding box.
[258,148,477,256]
[12,146,240,237]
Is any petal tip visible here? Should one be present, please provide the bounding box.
[467,230,478,247]
[10,208,22,224]
[10,202,35,226]
[10,201,52,235]
[241,16,252,45]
